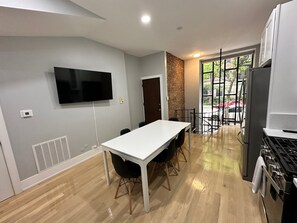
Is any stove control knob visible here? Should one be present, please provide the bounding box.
[272,170,283,177]
[269,164,278,171]
[260,147,270,155]
[265,155,274,160]
[261,145,268,149]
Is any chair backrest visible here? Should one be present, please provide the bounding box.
[153,138,176,163]
[169,117,179,121]
[110,152,131,178]
[176,129,185,148]
[110,152,140,178]
[120,128,131,135]
[139,121,146,128]
[166,138,177,161]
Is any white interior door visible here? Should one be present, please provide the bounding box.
[0,141,14,201]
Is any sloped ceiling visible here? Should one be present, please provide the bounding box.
[0,0,291,59]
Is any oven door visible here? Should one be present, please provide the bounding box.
[263,167,284,223]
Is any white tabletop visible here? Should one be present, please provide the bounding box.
[101,120,190,161]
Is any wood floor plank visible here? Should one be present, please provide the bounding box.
[0,125,262,223]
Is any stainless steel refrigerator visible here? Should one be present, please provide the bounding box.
[238,67,271,181]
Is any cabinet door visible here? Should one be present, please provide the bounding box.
[259,9,276,66]
[259,29,266,65]
[264,10,276,62]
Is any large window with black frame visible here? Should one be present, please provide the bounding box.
[201,53,254,133]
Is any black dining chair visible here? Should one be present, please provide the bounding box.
[150,138,178,191]
[138,121,147,128]
[110,152,141,214]
[120,128,131,135]
[175,129,187,171]
[168,117,187,170]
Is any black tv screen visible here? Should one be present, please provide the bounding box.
[54,67,113,104]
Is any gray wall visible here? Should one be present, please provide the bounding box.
[140,52,168,120]
[124,54,143,129]
[0,37,131,180]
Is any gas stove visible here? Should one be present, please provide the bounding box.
[268,136,297,179]
[261,128,297,223]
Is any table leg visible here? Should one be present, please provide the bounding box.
[102,150,110,185]
[140,163,150,212]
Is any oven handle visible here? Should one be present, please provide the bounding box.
[262,166,283,195]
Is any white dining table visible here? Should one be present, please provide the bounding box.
[101,119,191,212]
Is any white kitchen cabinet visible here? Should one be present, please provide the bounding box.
[266,0,297,130]
[259,8,277,67]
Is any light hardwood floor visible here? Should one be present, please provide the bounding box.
[0,125,262,223]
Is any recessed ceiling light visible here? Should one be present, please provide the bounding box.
[141,15,151,24]
[193,53,201,58]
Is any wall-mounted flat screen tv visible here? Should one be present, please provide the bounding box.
[54,67,113,104]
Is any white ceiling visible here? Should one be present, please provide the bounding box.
[0,0,290,59]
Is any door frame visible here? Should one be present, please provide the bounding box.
[0,105,22,194]
[141,75,165,120]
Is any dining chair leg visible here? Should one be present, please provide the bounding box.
[170,160,178,176]
[180,148,187,162]
[165,163,171,191]
[115,178,122,199]
[128,181,132,215]
[175,152,180,171]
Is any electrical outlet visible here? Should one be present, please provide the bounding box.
[119,97,124,104]
[20,109,33,118]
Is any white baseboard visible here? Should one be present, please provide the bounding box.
[21,147,102,191]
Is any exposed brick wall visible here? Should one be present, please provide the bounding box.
[166,52,185,119]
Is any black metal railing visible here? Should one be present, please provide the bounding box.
[174,109,221,134]
[174,108,197,132]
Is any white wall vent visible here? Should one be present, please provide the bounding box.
[32,136,71,173]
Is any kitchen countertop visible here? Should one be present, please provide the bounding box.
[264,128,297,139]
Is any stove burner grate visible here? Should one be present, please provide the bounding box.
[269,137,297,177]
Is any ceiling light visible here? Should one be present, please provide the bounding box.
[141,15,151,24]
[193,53,201,58]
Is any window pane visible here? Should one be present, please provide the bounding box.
[238,66,250,80]
[202,83,212,95]
[203,62,213,72]
[203,73,212,82]
[226,58,237,69]
[203,96,212,112]
[213,60,224,83]
[213,84,223,97]
[239,54,252,66]
[213,96,224,109]
[225,70,237,94]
